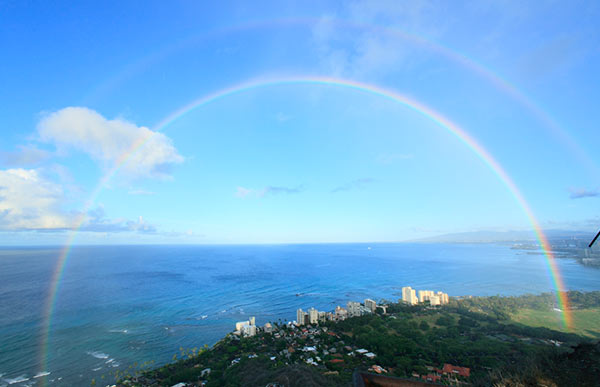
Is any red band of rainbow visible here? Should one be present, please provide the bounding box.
[39,76,571,383]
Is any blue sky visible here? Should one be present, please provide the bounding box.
[1,0,599,244]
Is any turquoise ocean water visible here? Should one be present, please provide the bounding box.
[0,243,598,386]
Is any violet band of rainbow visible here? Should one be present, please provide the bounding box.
[39,76,572,383]
[84,18,597,179]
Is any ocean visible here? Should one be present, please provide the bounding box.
[0,243,598,386]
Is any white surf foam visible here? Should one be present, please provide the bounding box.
[6,375,29,384]
[33,371,50,378]
[108,329,128,334]
[86,351,109,359]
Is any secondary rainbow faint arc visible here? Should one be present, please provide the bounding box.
[40,75,572,381]
[83,17,598,179]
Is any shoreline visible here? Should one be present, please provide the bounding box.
[117,290,600,387]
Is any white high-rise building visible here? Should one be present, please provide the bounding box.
[418,290,435,303]
[235,316,257,337]
[429,295,441,306]
[335,306,348,320]
[437,291,449,304]
[347,301,362,317]
[297,308,306,326]
[242,324,257,336]
[235,321,245,332]
[412,292,418,305]
[402,286,418,305]
[318,311,327,322]
[308,308,319,324]
[364,298,377,313]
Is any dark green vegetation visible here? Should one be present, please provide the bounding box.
[487,341,600,386]
[117,291,600,386]
[458,291,600,338]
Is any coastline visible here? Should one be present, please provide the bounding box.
[2,243,599,386]
[117,290,600,387]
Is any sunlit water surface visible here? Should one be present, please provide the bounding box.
[0,243,598,386]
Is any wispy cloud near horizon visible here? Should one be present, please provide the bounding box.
[81,207,157,233]
[569,187,599,199]
[0,169,161,234]
[235,185,305,198]
[331,178,375,193]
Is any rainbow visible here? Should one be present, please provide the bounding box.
[39,76,572,382]
[38,134,155,383]
[82,17,598,179]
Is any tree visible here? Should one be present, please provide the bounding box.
[436,315,454,326]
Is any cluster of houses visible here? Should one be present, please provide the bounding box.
[296,298,387,326]
[414,363,471,384]
[225,292,474,386]
[232,322,379,369]
[230,320,471,384]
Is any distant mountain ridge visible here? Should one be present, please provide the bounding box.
[413,229,595,243]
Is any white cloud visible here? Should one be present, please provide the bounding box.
[0,168,72,230]
[312,0,449,78]
[569,187,600,199]
[0,144,51,167]
[235,185,304,199]
[80,208,156,233]
[37,107,183,179]
[0,167,161,233]
[235,186,254,198]
[331,178,375,193]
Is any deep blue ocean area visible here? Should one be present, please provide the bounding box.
[0,243,598,386]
